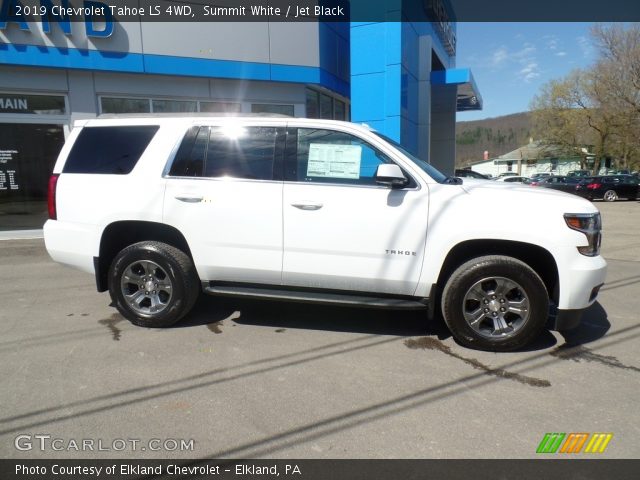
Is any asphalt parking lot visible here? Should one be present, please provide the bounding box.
[1,201,638,460]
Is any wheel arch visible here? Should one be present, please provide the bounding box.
[436,239,560,305]
[95,221,193,292]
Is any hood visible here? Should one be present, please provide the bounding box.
[459,177,599,214]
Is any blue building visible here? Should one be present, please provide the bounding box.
[0,0,481,230]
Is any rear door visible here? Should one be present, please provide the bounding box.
[561,176,580,193]
[619,175,640,198]
[163,121,285,284]
[600,176,630,198]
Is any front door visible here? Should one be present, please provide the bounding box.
[282,125,430,296]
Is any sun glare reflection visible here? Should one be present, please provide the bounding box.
[220,123,246,140]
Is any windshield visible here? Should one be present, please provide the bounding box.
[372,132,449,183]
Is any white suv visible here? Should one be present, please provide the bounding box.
[44,115,607,351]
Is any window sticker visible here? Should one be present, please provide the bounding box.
[306,143,362,179]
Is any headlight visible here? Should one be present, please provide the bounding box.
[564,213,602,257]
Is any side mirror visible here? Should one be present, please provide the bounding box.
[375,164,408,189]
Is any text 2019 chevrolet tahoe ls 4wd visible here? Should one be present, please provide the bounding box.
[44,116,607,351]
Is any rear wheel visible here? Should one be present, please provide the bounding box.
[603,189,618,202]
[108,241,199,327]
[441,255,549,351]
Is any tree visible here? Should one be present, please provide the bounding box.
[591,24,640,115]
[530,75,589,167]
[591,24,640,171]
[530,70,613,173]
[531,24,640,173]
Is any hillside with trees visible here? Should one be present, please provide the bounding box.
[455,112,532,167]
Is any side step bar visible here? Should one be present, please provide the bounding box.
[203,284,428,310]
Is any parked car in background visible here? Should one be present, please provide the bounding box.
[530,173,552,182]
[532,176,582,194]
[498,172,519,178]
[454,169,491,180]
[495,176,531,184]
[575,175,640,202]
[567,170,592,177]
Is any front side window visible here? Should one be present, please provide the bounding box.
[286,128,407,186]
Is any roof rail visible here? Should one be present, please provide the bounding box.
[96,112,293,119]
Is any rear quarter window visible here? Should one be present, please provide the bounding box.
[63,126,159,174]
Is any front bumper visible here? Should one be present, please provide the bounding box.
[555,248,607,311]
[547,243,607,331]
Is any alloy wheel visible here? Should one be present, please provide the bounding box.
[462,276,531,339]
[120,260,173,316]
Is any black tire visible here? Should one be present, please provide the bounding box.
[441,255,549,352]
[108,241,199,328]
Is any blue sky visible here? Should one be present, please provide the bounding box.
[455,23,597,121]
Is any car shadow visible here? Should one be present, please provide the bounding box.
[173,296,609,351]
[481,302,610,353]
[174,294,451,339]
[557,301,610,346]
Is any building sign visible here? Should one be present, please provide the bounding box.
[0,149,19,190]
[424,0,457,56]
[0,94,66,114]
[0,0,113,37]
[0,169,19,190]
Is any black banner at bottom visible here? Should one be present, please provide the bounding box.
[1,459,639,480]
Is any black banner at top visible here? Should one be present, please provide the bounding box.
[0,0,639,24]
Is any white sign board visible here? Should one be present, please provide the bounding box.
[306,143,361,179]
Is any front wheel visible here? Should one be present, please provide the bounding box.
[603,189,618,202]
[441,255,549,351]
[108,241,199,327]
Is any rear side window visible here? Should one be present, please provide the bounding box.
[63,126,159,174]
[205,126,276,180]
[169,125,277,180]
[169,126,207,177]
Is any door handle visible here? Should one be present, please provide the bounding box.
[291,202,323,211]
[175,195,203,203]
